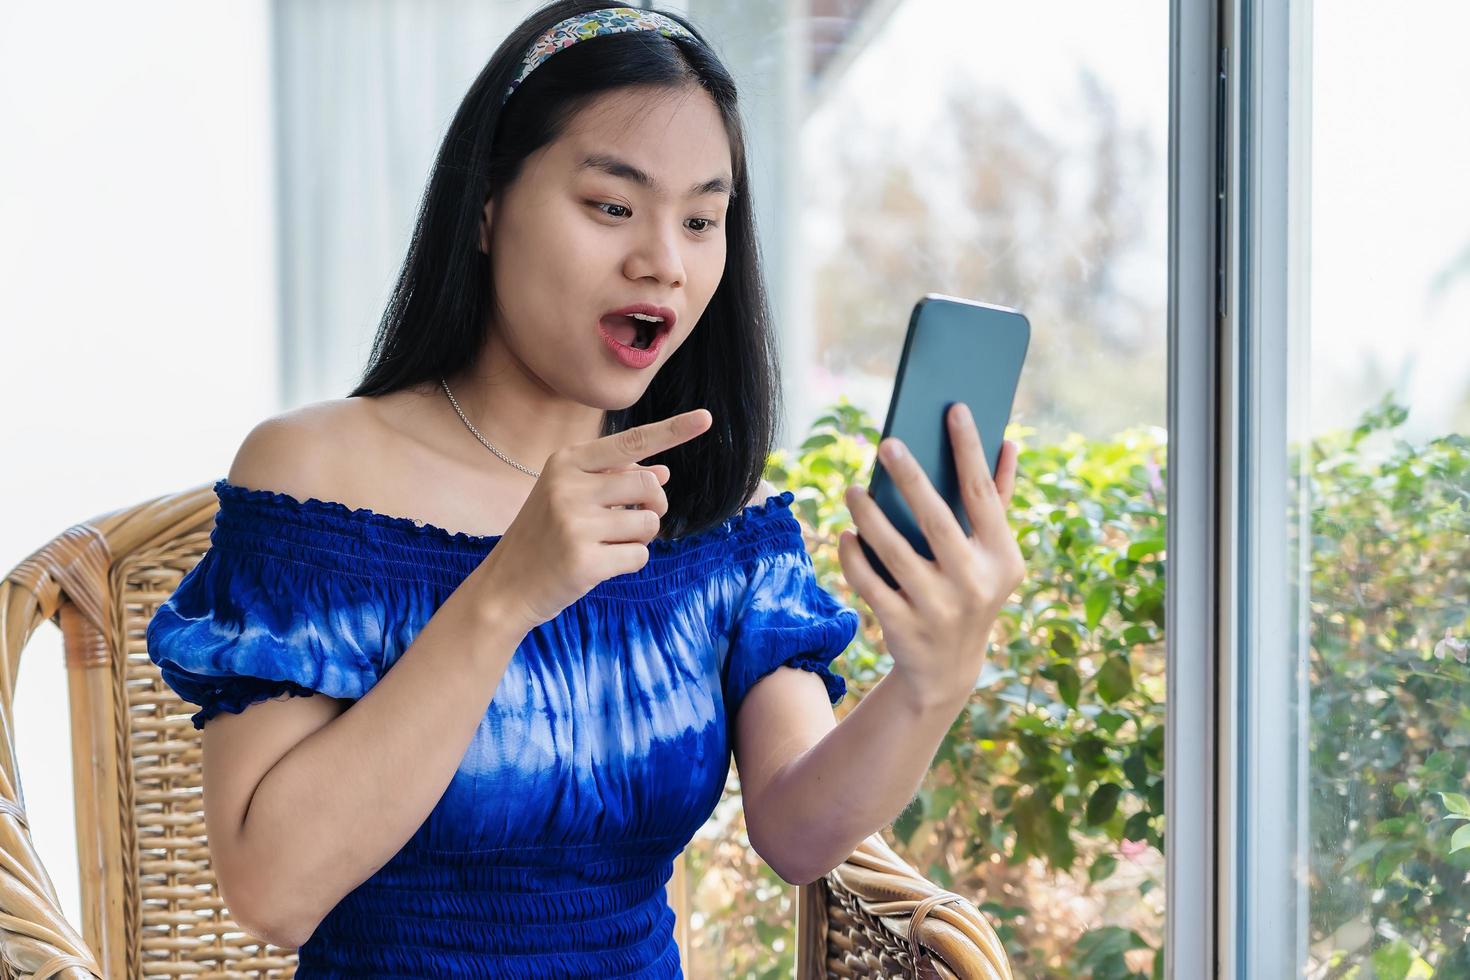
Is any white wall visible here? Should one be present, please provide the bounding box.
[0,0,278,934]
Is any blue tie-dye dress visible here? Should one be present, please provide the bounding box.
[146,478,860,979]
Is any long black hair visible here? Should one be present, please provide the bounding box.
[348,0,782,541]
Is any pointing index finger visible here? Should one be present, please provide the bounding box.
[579,408,712,472]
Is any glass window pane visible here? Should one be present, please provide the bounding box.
[1293,3,1470,973]
[686,2,1171,976]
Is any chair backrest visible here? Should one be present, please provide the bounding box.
[0,483,1012,980]
[3,482,278,979]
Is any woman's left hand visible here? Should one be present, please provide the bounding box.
[837,402,1026,711]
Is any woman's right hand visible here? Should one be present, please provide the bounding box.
[473,407,713,633]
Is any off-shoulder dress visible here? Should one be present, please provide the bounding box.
[146,479,859,978]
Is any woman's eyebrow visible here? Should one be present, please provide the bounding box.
[576,153,732,198]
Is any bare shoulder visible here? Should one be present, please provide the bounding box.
[745,478,780,510]
[226,397,374,500]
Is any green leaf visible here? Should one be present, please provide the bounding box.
[800,433,837,451]
[753,917,787,944]
[892,798,923,845]
[1122,625,1155,646]
[1123,811,1152,842]
[979,900,1027,921]
[1012,796,1046,861]
[1374,849,1402,887]
[1124,748,1150,791]
[1369,938,1415,980]
[1143,724,1164,754]
[1127,537,1166,560]
[1425,750,1456,773]
[1346,837,1388,868]
[1089,854,1119,883]
[1074,925,1150,972]
[1097,656,1134,704]
[1439,791,1470,816]
[1376,816,1412,836]
[1054,663,1081,708]
[1085,584,1115,630]
[1074,736,1110,769]
[929,784,960,819]
[1451,823,1470,854]
[1086,783,1123,825]
[1146,778,1165,813]
[1044,805,1077,869]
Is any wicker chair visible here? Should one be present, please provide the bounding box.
[0,482,1013,979]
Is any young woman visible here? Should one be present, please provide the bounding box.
[147,3,1024,976]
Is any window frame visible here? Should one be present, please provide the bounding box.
[1164,0,1221,974]
[1169,0,1311,974]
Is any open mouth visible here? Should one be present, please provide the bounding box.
[602,313,665,350]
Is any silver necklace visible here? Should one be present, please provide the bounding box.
[440,376,540,479]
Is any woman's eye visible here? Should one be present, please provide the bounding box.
[590,202,719,233]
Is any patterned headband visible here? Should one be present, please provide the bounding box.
[502,7,699,108]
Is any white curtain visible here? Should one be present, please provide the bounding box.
[270,0,543,404]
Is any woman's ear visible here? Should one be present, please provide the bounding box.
[478,198,494,254]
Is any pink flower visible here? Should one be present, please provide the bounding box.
[1433,628,1467,664]
[1120,838,1149,861]
[1143,452,1163,495]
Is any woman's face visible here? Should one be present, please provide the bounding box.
[479,83,733,408]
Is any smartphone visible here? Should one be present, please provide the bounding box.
[857,294,1031,592]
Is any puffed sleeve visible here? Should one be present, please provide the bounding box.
[722,495,860,716]
[146,539,385,730]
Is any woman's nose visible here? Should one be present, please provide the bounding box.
[627,226,685,286]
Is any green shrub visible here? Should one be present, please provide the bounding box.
[1302,397,1470,975]
[690,393,1468,979]
[763,396,1168,978]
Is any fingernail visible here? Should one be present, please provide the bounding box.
[882,440,904,462]
[960,403,973,423]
